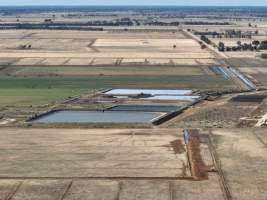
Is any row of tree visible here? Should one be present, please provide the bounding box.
[199,34,267,52]
[144,21,180,26]
[196,30,259,39]
[218,40,267,52]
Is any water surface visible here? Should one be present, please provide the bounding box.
[30,110,163,124]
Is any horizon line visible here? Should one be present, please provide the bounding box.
[1,5,267,7]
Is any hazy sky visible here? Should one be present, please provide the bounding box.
[0,0,267,6]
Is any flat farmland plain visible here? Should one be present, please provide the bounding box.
[0,30,186,39]
[0,30,215,66]
[0,30,238,109]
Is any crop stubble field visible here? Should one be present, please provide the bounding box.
[0,30,214,65]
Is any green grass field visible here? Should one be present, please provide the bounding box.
[0,64,239,107]
[0,75,236,89]
[0,75,237,106]
[0,88,89,106]
[2,66,205,76]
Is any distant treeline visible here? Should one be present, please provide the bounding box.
[143,21,230,26]
[0,20,231,30]
[195,31,221,36]
[199,34,267,52]
[183,21,231,25]
[143,21,180,26]
[0,23,104,30]
[195,30,254,39]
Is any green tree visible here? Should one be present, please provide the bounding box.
[218,42,225,52]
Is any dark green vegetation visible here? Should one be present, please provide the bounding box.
[0,66,205,76]
[0,88,88,106]
[0,75,235,89]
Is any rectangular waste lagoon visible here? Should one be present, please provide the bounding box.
[29,110,165,124]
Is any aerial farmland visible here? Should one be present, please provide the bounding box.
[0,5,266,200]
